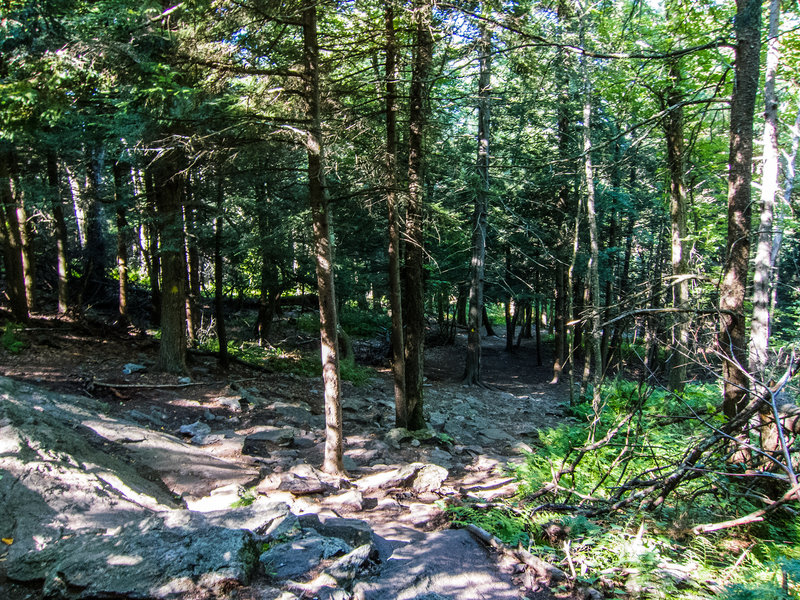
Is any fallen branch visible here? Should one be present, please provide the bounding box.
[463,524,568,583]
[691,482,800,534]
[92,380,219,389]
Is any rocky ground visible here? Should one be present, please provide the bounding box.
[0,315,582,600]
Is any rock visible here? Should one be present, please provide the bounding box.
[354,463,423,491]
[352,529,520,600]
[10,516,259,599]
[265,512,301,539]
[270,401,316,428]
[479,427,513,442]
[299,515,374,548]
[179,420,212,444]
[216,396,243,412]
[343,455,359,471]
[428,411,447,432]
[412,464,449,492]
[278,472,332,495]
[122,362,147,374]
[385,427,413,448]
[202,498,291,533]
[244,426,296,452]
[203,409,218,421]
[186,483,244,511]
[318,588,351,600]
[323,489,364,511]
[427,447,454,468]
[324,543,374,585]
[260,531,351,580]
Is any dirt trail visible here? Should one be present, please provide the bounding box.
[1,317,574,599]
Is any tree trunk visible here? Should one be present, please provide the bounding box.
[214,171,228,369]
[184,181,201,344]
[403,0,433,430]
[303,1,344,474]
[0,147,28,321]
[749,0,780,375]
[144,168,161,325]
[456,284,467,326]
[720,0,761,419]
[154,157,187,374]
[82,144,108,303]
[664,61,689,393]
[385,1,407,428]
[47,150,69,315]
[551,0,573,385]
[113,161,132,325]
[580,18,603,411]
[464,20,491,385]
[255,182,281,345]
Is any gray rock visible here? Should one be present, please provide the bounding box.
[318,588,351,600]
[260,531,351,580]
[385,427,413,448]
[122,362,147,374]
[480,427,513,442]
[354,463,423,491]
[300,515,374,548]
[203,498,291,534]
[412,464,449,492]
[217,396,243,412]
[10,517,259,599]
[179,420,212,444]
[324,543,374,584]
[244,427,296,453]
[266,512,301,539]
[271,401,315,427]
[322,489,364,511]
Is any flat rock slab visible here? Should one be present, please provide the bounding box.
[353,529,523,600]
[8,516,259,599]
[85,417,260,500]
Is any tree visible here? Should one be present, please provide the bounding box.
[749,0,781,375]
[403,0,433,431]
[719,0,761,420]
[463,19,492,386]
[384,1,407,428]
[303,0,344,475]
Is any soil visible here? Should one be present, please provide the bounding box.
[0,311,579,600]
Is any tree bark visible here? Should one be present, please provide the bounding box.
[82,144,108,303]
[720,0,761,419]
[113,161,131,325]
[580,14,603,411]
[385,2,407,428]
[403,0,433,430]
[749,0,780,375]
[184,180,201,344]
[153,157,188,374]
[464,20,491,385]
[144,168,162,326]
[664,62,689,393]
[0,147,29,321]
[214,170,228,369]
[47,150,70,315]
[303,1,344,474]
[551,0,573,385]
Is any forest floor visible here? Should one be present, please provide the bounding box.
[0,311,581,600]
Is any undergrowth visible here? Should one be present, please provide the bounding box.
[445,379,800,599]
[200,339,374,385]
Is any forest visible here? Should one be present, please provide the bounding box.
[2,0,800,598]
